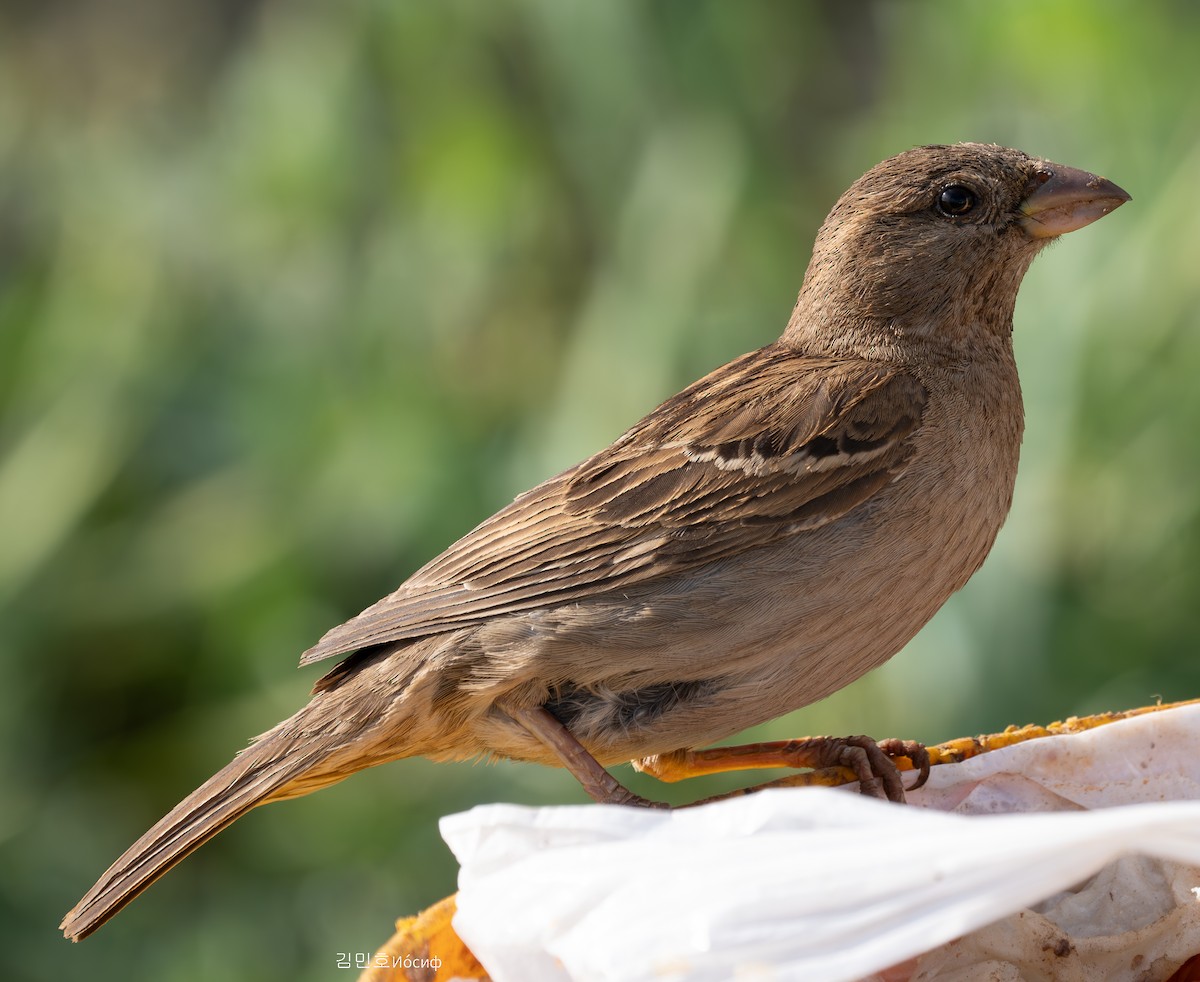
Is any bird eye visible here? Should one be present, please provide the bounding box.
[936,185,976,217]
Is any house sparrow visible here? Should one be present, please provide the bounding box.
[61,143,1129,940]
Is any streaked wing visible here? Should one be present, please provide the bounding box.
[300,342,927,665]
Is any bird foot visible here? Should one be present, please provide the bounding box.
[636,734,931,804]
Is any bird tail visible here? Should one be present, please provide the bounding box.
[60,706,358,941]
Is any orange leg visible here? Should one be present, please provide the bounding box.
[506,699,930,807]
[635,736,930,804]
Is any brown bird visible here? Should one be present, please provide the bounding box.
[62,143,1129,940]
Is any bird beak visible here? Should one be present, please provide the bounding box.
[1019,164,1131,238]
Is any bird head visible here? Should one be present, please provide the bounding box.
[787,143,1130,351]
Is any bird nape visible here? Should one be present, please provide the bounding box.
[61,143,1130,941]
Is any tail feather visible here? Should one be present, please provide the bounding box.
[60,717,345,941]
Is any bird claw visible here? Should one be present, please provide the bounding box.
[877,737,932,793]
[828,735,930,803]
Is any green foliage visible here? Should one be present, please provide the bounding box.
[1,2,1197,979]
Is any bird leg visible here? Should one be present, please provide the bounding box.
[504,705,668,808]
[634,735,930,805]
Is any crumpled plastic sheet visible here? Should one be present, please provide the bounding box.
[440,703,1200,982]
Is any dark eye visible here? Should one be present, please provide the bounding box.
[936,185,976,216]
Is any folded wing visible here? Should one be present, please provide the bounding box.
[300,343,928,667]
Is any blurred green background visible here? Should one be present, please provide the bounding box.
[2,0,1198,979]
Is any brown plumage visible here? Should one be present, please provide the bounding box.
[61,143,1129,940]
